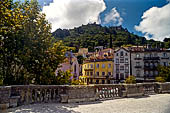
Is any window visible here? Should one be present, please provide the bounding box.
[163,53,167,57]
[102,64,105,68]
[163,62,168,66]
[120,51,124,57]
[145,71,148,75]
[120,73,124,80]
[120,66,124,70]
[96,72,99,76]
[136,54,140,58]
[116,59,119,63]
[102,80,105,84]
[90,64,93,68]
[87,64,89,68]
[96,80,99,84]
[90,72,93,76]
[150,71,153,76]
[108,72,111,75]
[136,62,140,66]
[116,65,119,70]
[125,66,129,72]
[116,74,119,79]
[144,53,148,57]
[154,62,158,66]
[74,65,76,73]
[116,53,119,56]
[96,64,99,68]
[150,54,153,57]
[145,62,148,66]
[125,74,129,78]
[154,53,157,57]
[120,59,124,63]
[87,72,89,76]
[102,72,105,76]
[108,64,111,68]
[136,70,140,76]
[125,53,128,56]
[85,65,86,68]
[125,58,128,63]
[155,71,158,75]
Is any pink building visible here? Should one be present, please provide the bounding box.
[56,54,79,80]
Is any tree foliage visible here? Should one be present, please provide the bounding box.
[157,65,170,82]
[0,0,66,85]
[54,70,72,85]
[125,75,136,84]
[52,23,170,52]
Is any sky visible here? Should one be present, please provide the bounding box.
[14,0,170,41]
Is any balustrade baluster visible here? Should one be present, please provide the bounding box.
[34,89,38,103]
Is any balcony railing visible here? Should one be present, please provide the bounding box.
[144,66,157,70]
[143,57,160,60]
[135,66,142,68]
[134,58,142,60]
[161,57,169,59]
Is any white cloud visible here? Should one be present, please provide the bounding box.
[135,3,170,41]
[42,0,106,32]
[103,8,123,26]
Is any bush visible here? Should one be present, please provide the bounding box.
[125,75,136,84]
[71,79,80,85]
[155,77,166,83]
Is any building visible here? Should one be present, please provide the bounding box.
[114,46,170,83]
[130,47,170,82]
[114,47,131,83]
[78,48,88,58]
[82,56,114,84]
[56,51,80,80]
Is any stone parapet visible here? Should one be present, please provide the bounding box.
[0,83,170,110]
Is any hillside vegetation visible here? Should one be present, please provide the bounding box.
[52,23,170,52]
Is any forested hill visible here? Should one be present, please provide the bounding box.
[52,23,169,52]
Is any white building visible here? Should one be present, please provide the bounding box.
[114,47,130,82]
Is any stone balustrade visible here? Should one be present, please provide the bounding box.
[0,82,170,110]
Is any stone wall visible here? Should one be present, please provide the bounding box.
[0,82,170,110]
[0,86,11,109]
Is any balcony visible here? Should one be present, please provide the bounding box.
[134,58,142,60]
[135,66,142,68]
[144,75,155,80]
[143,57,160,60]
[144,66,157,70]
[84,68,93,71]
[161,57,169,60]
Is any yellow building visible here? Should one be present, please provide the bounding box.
[82,56,114,84]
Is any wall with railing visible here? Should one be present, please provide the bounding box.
[0,83,170,110]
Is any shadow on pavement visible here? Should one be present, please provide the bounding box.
[7,103,81,113]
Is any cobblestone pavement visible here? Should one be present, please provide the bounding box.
[5,94,170,113]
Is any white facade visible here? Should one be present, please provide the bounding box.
[114,48,130,81]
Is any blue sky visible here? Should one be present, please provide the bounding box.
[102,0,168,36]
[14,0,170,41]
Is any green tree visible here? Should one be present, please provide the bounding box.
[157,65,170,82]
[53,70,72,85]
[0,0,66,85]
